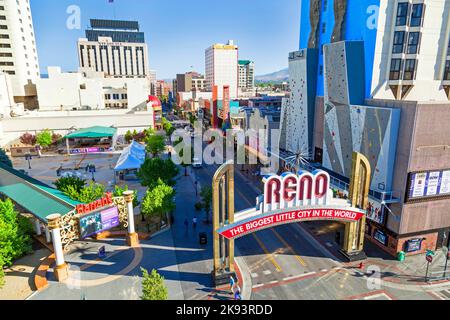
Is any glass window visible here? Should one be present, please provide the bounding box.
[410,4,424,27]
[403,59,417,80]
[390,59,403,80]
[396,3,409,26]
[392,31,405,54]
[407,32,420,54]
[444,61,450,81]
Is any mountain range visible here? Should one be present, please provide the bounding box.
[255,68,288,83]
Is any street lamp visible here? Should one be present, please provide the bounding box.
[25,153,32,169]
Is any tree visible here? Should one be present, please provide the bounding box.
[54,176,86,194]
[0,199,32,288]
[64,183,105,203]
[138,158,179,188]
[36,129,53,148]
[0,148,12,168]
[161,118,174,137]
[146,134,166,158]
[200,186,213,223]
[20,132,36,146]
[113,185,139,207]
[140,267,168,300]
[141,179,175,221]
[124,130,133,144]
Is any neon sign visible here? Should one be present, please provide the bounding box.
[76,192,114,215]
[263,170,330,212]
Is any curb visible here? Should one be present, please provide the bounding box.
[34,253,55,291]
[235,247,253,300]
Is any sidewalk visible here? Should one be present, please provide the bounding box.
[170,166,238,300]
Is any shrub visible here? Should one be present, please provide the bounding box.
[19,133,36,146]
[140,267,168,300]
[36,129,53,148]
[54,176,86,193]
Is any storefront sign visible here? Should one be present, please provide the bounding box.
[408,170,450,200]
[76,193,113,215]
[405,238,423,253]
[218,208,365,239]
[374,229,388,246]
[70,147,113,154]
[79,206,120,239]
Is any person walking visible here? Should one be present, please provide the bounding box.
[229,276,235,294]
[234,285,241,300]
[192,216,197,229]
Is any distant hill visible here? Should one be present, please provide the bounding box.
[255,68,288,83]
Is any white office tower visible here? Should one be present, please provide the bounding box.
[78,19,150,78]
[0,0,40,107]
[238,60,255,90]
[205,40,238,99]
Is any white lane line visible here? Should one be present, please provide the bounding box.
[320,269,328,272]
[269,280,278,284]
[252,284,265,289]
[263,270,272,275]
[282,271,317,282]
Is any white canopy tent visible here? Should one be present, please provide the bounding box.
[114,141,146,180]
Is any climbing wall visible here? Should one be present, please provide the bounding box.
[322,41,400,192]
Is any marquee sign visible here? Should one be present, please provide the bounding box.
[217,170,366,240]
[76,193,114,215]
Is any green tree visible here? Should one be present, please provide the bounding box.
[146,134,166,158]
[138,158,179,188]
[124,130,133,144]
[161,118,174,137]
[0,148,12,168]
[64,183,105,203]
[140,267,168,300]
[54,176,86,194]
[141,179,175,221]
[113,185,139,207]
[36,129,53,148]
[200,186,213,223]
[0,199,32,288]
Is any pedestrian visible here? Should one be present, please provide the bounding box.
[234,285,241,300]
[192,216,197,229]
[229,276,235,294]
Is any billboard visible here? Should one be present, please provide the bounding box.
[407,170,450,201]
[79,206,120,239]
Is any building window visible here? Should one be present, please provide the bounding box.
[121,94,127,99]
[396,3,409,26]
[0,43,10,48]
[410,3,424,27]
[0,52,12,57]
[407,32,420,54]
[389,58,403,80]
[0,61,13,66]
[444,61,450,81]
[0,34,9,39]
[392,31,405,54]
[403,59,417,80]
[113,94,120,100]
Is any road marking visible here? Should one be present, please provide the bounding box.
[271,228,307,267]
[252,233,282,272]
[252,284,265,289]
[269,280,278,284]
[251,273,258,278]
[263,270,271,275]
[282,272,316,282]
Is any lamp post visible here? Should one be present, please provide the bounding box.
[25,153,32,169]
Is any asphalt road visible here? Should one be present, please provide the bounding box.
[192,162,441,300]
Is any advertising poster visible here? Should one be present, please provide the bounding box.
[440,170,450,195]
[425,171,441,196]
[405,238,423,253]
[373,229,388,246]
[79,206,120,239]
[409,172,427,198]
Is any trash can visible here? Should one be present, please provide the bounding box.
[398,251,406,262]
[199,232,207,245]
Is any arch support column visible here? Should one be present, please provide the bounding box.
[340,152,371,262]
[123,191,139,247]
[46,214,69,282]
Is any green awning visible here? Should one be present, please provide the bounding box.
[65,126,117,139]
[0,163,81,223]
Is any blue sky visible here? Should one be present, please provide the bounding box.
[30,0,300,79]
